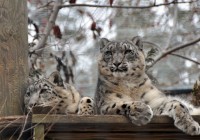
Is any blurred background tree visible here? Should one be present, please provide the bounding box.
[27,0,200,97]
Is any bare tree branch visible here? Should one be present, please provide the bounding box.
[37,1,54,9]
[34,0,62,51]
[149,36,200,68]
[170,53,200,65]
[60,0,196,9]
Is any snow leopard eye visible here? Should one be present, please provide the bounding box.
[126,50,137,61]
[124,50,132,54]
[104,51,112,58]
[105,51,112,56]
[104,51,112,61]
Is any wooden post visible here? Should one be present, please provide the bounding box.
[34,124,45,140]
[0,0,28,116]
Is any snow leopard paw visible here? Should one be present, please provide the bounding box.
[125,101,153,126]
[175,117,200,135]
[77,97,95,115]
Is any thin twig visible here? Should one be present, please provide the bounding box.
[0,116,26,134]
[9,126,21,140]
[35,0,62,51]
[170,53,200,65]
[149,36,200,68]
[60,1,196,9]
[17,111,31,140]
[23,105,59,133]
[44,122,55,138]
[37,1,54,9]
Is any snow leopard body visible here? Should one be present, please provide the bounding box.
[95,36,200,135]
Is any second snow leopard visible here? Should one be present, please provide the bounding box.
[25,71,94,115]
[95,36,200,135]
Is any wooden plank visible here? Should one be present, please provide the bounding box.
[32,115,128,124]
[2,115,199,139]
[46,123,177,133]
[32,115,175,124]
[46,132,200,140]
[32,114,200,124]
[32,106,53,114]
[31,115,200,139]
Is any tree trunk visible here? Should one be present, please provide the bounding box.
[0,0,28,116]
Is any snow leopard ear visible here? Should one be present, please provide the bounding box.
[131,36,143,51]
[100,38,110,51]
[48,71,64,87]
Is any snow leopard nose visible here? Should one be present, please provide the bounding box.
[113,62,121,67]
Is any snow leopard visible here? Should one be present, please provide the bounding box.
[24,71,94,115]
[95,36,200,135]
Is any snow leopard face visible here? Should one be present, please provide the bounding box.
[98,36,146,79]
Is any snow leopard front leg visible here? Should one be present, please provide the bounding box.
[100,101,153,126]
[154,99,200,135]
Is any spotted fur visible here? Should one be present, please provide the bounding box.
[95,36,200,135]
[78,97,95,115]
[25,71,94,115]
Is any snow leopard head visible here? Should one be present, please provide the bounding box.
[98,36,146,79]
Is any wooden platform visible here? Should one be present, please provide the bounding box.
[1,114,200,140]
[32,115,200,140]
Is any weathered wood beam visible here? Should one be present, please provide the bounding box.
[0,0,28,116]
[32,114,200,124]
[1,115,200,139]
[31,115,200,139]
